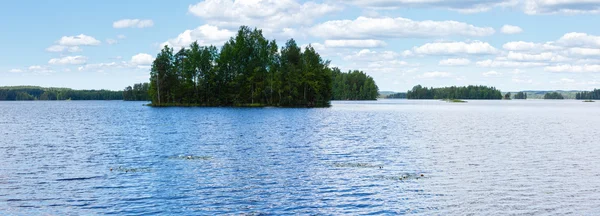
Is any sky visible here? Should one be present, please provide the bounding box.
[2,0,600,92]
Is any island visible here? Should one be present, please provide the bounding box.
[514,92,528,99]
[146,26,378,108]
[576,89,600,100]
[0,86,122,101]
[406,85,503,100]
[544,92,564,99]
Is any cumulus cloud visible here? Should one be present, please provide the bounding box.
[418,71,451,78]
[556,32,600,48]
[341,0,515,13]
[106,39,118,45]
[161,24,235,49]
[502,41,561,51]
[131,53,154,65]
[324,40,387,48]
[343,49,402,62]
[482,70,502,77]
[524,0,600,14]
[113,19,154,28]
[28,65,54,74]
[46,45,83,53]
[476,59,548,67]
[501,25,523,34]
[48,56,88,65]
[9,69,23,73]
[311,16,494,39]
[545,64,600,73]
[412,41,498,55]
[506,51,569,62]
[58,34,101,46]
[439,58,471,66]
[188,0,340,33]
[78,62,120,72]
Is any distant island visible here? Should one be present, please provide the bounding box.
[406,85,503,100]
[0,86,122,100]
[385,92,407,99]
[576,89,600,100]
[544,92,565,100]
[146,26,378,107]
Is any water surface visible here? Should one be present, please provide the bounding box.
[1,100,599,215]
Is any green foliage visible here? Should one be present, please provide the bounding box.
[407,85,503,100]
[544,92,564,99]
[514,91,527,99]
[576,89,600,100]
[123,83,150,101]
[385,92,407,99]
[504,92,511,100]
[331,68,379,100]
[0,86,122,101]
[148,26,334,107]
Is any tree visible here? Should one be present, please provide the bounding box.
[504,92,511,100]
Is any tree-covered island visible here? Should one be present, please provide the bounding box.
[406,85,503,100]
[147,26,379,107]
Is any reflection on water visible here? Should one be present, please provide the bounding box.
[1,100,600,215]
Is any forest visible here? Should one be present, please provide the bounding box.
[514,92,527,99]
[149,26,340,107]
[331,69,379,100]
[385,92,407,99]
[123,83,150,101]
[406,85,503,100]
[0,86,122,101]
[576,89,600,100]
[544,92,564,99]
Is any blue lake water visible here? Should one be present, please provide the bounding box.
[1,100,600,215]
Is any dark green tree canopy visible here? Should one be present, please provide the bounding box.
[331,68,379,100]
[576,89,600,100]
[407,85,503,100]
[544,92,564,99]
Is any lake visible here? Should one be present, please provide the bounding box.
[1,100,600,215]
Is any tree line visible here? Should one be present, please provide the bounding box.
[0,86,122,101]
[331,69,379,100]
[149,26,345,107]
[406,85,503,100]
[514,92,527,99]
[576,89,600,100]
[544,92,564,99]
[385,92,407,99]
[123,83,150,101]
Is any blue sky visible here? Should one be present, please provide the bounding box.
[2,0,600,91]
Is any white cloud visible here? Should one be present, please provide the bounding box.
[161,24,235,49]
[476,59,548,67]
[106,39,118,45]
[419,71,451,78]
[413,41,498,55]
[78,62,119,71]
[557,32,600,48]
[117,34,126,39]
[502,41,560,51]
[506,51,569,62]
[501,25,523,34]
[46,45,83,52]
[58,34,101,46]
[188,0,340,33]
[324,40,387,48]
[524,0,600,14]
[343,49,402,62]
[545,64,600,73]
[113,19,154,28]
[9,69,23,73]
[28,65,54,74]
[48,56,88,65]
[513,78,533,83]
[439,58,471,66]
[131,53,154,65]
[482,70,502,77]
[341,0,515,13]
[311,16,495,39]
[567,47,600,56]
